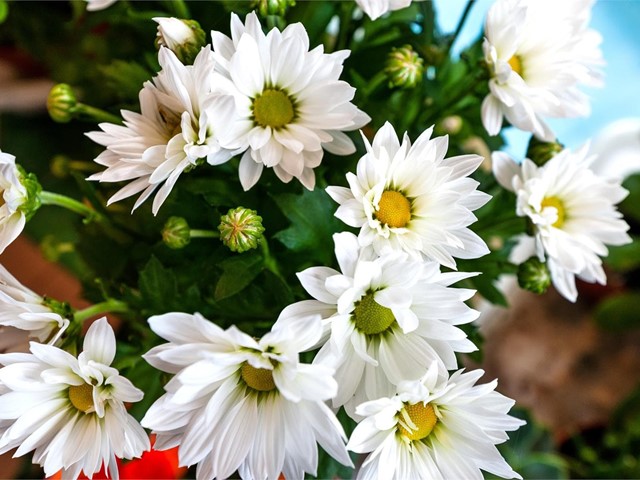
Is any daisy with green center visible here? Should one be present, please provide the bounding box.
[347,362,525,479]
[0,150,33,254]
[0,317,149,479]
[141,311,352,480]
[210,12,370,190]
[287,232,478,417]
[326,122,490,269]
[493,145,631,302]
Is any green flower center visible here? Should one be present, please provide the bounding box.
[252,89,295,129]
[68,383,94,413]
[376,190,412,228]
[353,293,396,335]
[397,402,438,441]
[507,55,523,76]
[540,196,566,228]
[241,362,276,392]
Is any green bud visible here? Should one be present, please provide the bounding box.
[50,155,71,179]
[162,216,191,249]
[255,0,295,17]
[517,257,551,295]
[385,45,424,89]
[154,17,206,65]
[47,84,77,123]
[41,235,75,262]
[526,136,564,167]
[16,167,42,221]
[218,207,265,253]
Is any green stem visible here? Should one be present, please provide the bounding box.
[362,71,389,98]
[74,299,129,324]
[260,236,285,282]
[40,191,105,223]
[167,0,189,18]
[190,229,219,239]
[444,0,475,58]
[73,103,122,124]
[421,72,484,124]
[336,2,354,52]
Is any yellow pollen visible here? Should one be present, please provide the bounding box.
[376,191,412,228]
[241,362,276,392]
[68,383,94,413]
[252,89,295,129]
[397,402,438,441]
[540,196,566,228]
[353,293,396,335]
[507,55,523,76]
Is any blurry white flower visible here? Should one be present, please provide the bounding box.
[210,12,370,190]
[482,0,603,140]
[326,122,490,269]
[0,318,149,479]
[85,0,117,11]
[493,145,631,302]
[0,150,29,255]
[289,232,478,417]
[88,46,237,215]
[347,362,525,480]
[356,0,412,21]
[142,312,352,480]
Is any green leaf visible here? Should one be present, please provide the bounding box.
[606,236,640,272]
[593,292,640,332]
[98,60,153,103]
[138,255,178,314]
[0,1,8,24]
[214,252,264,301]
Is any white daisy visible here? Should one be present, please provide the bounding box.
[0,150,30,255]
[355,0,412,21]
[0,264,70,344]
[0,317,149,479]
[493,145,631,302]
[482,0,603,141]
[87,45,237,215]
[210,12,370,190]
[141,311,352,480]
[347,362,525,480]
[326,122,490,269]
[288,231,478,417]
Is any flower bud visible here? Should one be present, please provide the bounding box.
[218,207,265,253]
[162,216,191,249]
[154,17,206,65]
[47,84,77,123]
[526,137,564,167]
[255,0,295,17]
[385,45,424,89]
[517,257,551,295]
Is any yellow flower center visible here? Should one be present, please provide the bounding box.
[252,89,295,129]
[241,362,276,392]
[68,383,94,413]
[507,55,523,76]
[376,191,412,228]
[353,293,396,335]
[540,196,566,228]
[397,402,438,441]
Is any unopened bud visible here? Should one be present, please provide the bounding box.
[154,17,206,65]
[162,216,191,249]
[385,45,424,89]
[526,137,564,167]
[255,0,295,17]
[47,84,77,123]
[218,207,265,253]
[517,257,551,295]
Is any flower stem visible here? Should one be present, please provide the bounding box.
[167,0,189,18]
[444,0,475,58]
[39,191,105,223]
[74,299,129,324]
[73,103,122,124]
[190,229,219,239]
[260,236,285,282]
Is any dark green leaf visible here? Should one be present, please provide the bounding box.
[606,236,640,272]
[214,252,264,301]
[138,255,178,313]
[593,292,640,332]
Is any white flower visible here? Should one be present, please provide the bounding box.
[0,264,70,344]
[493,145,631,302]
[0,150,29,255]
[85,0,117,11]
[210,12,370,190]
[482,0,603,141]
[347,362,525,480]
[141,311,352,480]
[88,46,237,215]
[0,318,149,479]
[287,232,478,417]
[355,0,412,20]
[326,122,490,269]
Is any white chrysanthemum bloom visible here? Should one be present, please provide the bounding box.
[87,46,237,215]
[288,232,478,417]
[0,264,70,344]
[0,318,149,479]
[0,150,29,255]
[347,362,525,480]
[210,12,370,190]
[141,312,353,480]
[355,0,412,20]
[493,145,631,302]
[326,122,490,269]
[482,0,603,141]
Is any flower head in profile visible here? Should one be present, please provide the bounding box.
[493,145,631,302]
[286,232,478,417]
[0,318,149,479]
[210,12,370,190]
[326,122,490,269]
[141,311,352,480]
[347,362,525,480]
[356,0,412,21]
[482,0,603,140]
[88,46,237,215]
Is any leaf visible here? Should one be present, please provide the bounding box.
[214,252,264,301]
[606,236,640,272]
[593,292,640,332]
[98,60,154,103]
[0,1,8,24]
[138,255,178,314]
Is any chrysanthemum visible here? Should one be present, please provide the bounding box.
[0,264,70,344]
[493,145,631,302]
[0,317,149,479]
[355,0,412,21]
[482,0,603,140]
[288,232,478,417]
[87,45,237,215]
[347,362,525,480]
[326,122,490,268]
[0,150,30,254]
[141,312,352,480]
[210,12,370,190]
